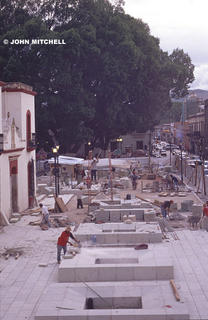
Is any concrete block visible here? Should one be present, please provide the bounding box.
[89,202,100,212]
[180,202,189,212]
[109,211,121,222]
[134,266,157,281]
[128,214,136,222]
[181,200,193,212]
[95,210,109,222]
[63,254,74,259]
[122,203,132,208]
[9,217,20,223]
[98,266,117,281]
[144,211,156,222]
[115,266,135,281]
[76,267,99,282]
[135,211,144,221]
[156,266,174,280]
[192,204,203,216]
[139,202,153,208]
[122,214,128,222]
[104,233,118,244]
[170,203,178,211]
[38,263,48,267]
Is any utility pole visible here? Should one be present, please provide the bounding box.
[204,99,208,159]
[87,150,93,215]
[148,130,152,172]
[180,144,183,183]
[108,150,113,201]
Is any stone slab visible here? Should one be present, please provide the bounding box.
[75,222,162,245]
[35,281,189,320]
[58,246,173,282]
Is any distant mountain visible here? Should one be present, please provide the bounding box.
[188,89,208,100]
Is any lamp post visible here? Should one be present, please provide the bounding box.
[52,145,60,197]
[116,138,123,156]
[169,133,173,166]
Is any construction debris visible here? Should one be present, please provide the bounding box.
[134,243,148,250]
[39,263,48,267]
[1,247,24,260]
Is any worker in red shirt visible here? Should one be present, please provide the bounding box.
[202,201,208,231]
[57,226,80,264]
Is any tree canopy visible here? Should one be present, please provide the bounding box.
[0,0,195,154]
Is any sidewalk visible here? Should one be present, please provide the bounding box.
[0,217,61,320]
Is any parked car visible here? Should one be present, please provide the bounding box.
[187,159,202,167]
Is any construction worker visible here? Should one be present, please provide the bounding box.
[39,203,51,228]
[57,226,80,264]
[91,157,99,181]
[131,169,138,190]
[77,187,83,209]
[202,201,208,231]
[160,200,173,218]
[170,175,179,192]
[86,174,91,189]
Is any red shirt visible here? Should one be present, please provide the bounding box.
[203,206,208,217]
[57,231,75,246]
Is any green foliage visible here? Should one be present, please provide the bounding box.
[169,48,195,98]
[160,101,183,124]
[0,0,195,153]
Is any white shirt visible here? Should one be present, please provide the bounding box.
[91,158,98,169]
[41,205,49,217]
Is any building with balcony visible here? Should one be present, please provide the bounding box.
[0,81,36,224]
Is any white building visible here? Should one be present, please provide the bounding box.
[0,81,36,224]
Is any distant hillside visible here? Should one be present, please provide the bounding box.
[188,89,208,100]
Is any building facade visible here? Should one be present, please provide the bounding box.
[185,112,205,155]
[0,81,36,224]
[110,132,150,157]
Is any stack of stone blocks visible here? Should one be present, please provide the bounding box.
[93,199,156,223]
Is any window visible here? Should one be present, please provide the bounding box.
[136,140,143,149]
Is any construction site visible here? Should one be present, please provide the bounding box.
[1,152,208,320]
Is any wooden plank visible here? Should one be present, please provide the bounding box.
[170,279,180,301]
[55,196,67,212]
[0,211,10,226]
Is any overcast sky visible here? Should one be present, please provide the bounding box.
[124,0,208,90]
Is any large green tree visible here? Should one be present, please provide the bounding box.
[0,0,195,154]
